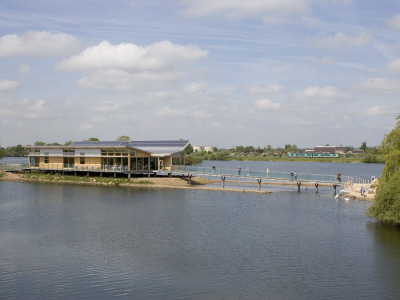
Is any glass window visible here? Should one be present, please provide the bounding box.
[44,156,49,164]
[63,149,75,156]
[80,157,85,164]
[63,157,74,167]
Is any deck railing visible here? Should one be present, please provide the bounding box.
[171,165,354,184]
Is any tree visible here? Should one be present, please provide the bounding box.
[64,141,72,146]
[367,114,400,224]
[116,135,131,142]
[185,144,194,154]
[360,141,367,151]
[34,141,46,146]
[0,147,5,159]
[5,145,28,157]
[85,137,100,141]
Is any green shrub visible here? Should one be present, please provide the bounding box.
[367,170,400,224]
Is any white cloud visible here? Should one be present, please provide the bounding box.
[248,84,283,95]
[19,63,30,75]
[183,81,207,94]
[354,77,400,94]
[0,30,80,57]
[0,97,48,119]
[57,40,208,91]
[0,78,20,91]
[57,40,208,71]
[154,106,186,118]
[314,32,371,49]
[386,59,400,72]
[178,0,310,23]
[79,122,94,130]
[387,14,400,30]
[296,86,351,103]
[363,106,391,116]
[330,0,353,5]
[254,99,281,110]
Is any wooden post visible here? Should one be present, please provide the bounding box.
[148,158,151,178]
[188,174,192,185]
[257,179,262,191]
[297,181,301,192]
[315,182,319,193]
[221,176,226,188]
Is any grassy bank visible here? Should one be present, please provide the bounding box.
[21,173,155,186]
[19,172,213,187]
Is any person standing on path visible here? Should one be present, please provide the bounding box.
[238,166,241,175]
[266,168,269,177]
[246,167,250,177]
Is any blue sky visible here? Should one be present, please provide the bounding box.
[1,0,400,148]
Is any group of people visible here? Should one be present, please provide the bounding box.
[290,171,297,180]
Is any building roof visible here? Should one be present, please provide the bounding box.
[28,140,190,156]
[128,140,190,156]
[70,141,129,147]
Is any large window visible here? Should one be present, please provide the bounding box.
[44,156,49,164]
[80,157,85,164]
[30,156,39,167]
[63,157,74,168]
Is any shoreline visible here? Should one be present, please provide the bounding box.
[0,171,272,194]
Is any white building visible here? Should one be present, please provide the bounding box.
[193,145,203,152]
[204,145,214,153]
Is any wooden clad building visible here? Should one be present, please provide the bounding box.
[27,140,189,176]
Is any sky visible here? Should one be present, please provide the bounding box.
[1,0,400,148]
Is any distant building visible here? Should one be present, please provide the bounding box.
[193,145,203,152]
[334,146,348,154]
[204,145,214,153]
[313,146,348,154]
[314,146,336,154]
[193,145,214,153]
[351,148,365,154]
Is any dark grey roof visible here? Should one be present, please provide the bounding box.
[128,140,190,156]
[70,141,126,147]
[128,140,189,148]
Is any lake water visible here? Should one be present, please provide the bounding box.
[1,160,400,299]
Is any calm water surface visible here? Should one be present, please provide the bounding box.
[1,161,399,299]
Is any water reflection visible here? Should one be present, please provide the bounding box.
[1,181,400,299]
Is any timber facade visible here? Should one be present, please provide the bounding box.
[27,140,189,177]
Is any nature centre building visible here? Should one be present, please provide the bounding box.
[27,140,190,177]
